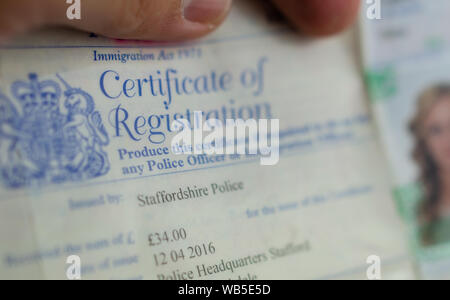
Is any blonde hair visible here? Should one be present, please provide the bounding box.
[410,84,450,230]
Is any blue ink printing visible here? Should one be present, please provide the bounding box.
[0,73,110,188]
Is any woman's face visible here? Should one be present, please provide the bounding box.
[424,97,450,171]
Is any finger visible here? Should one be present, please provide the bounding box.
[271,0,361,36]
[0,0,232,42]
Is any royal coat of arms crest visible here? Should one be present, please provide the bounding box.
[0,73,110,188]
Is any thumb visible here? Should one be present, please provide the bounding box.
[0,0,232,42]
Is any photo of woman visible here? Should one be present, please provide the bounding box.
[410,84,450,246]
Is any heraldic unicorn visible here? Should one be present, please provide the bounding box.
[0,73,110,188]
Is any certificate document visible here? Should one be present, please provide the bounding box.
[362,0,450,279]
[0,0,412,279]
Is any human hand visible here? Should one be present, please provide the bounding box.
[0,0,360,42]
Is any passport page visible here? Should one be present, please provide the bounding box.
[362,0,450,279]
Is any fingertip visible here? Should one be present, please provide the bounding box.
[0,0,49,43]
[272,0,361,36]
[67,0,233,42]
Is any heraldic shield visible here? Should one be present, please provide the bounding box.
[0,73,110,188]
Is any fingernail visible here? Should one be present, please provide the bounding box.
[183,0,231,24]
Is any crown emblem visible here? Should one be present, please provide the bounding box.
[11,73,61,115]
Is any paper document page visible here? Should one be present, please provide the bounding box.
[0,0,412,280]
[362,0,450,279]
